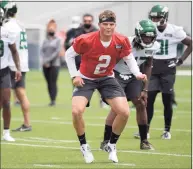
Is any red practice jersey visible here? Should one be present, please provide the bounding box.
[73,31,131,78]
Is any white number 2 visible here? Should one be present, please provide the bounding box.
[94,55,111,75]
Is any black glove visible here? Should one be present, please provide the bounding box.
[176,58,183,66]
[168,58,183,68]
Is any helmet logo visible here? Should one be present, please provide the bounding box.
[136,22,143,31]
[162,7,169,12]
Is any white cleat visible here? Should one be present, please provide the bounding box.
[2,134,15,142]
[80,144,94,164]
[134,132,150,139]
[161,131,171,139]
[107,143,118,163]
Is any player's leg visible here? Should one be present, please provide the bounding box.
[72,79,96,163]
[49,66,60,106]
[146,74,160,135]
[100,109,116,150]
[161,73,176,139]
[13,90,20,106]
[0,68,15,141]
[171,90,177,108]
[100,72,127,150]
[127,79,154,150]
[10,72,31,132]
[99,77,129,163]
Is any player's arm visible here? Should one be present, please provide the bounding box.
[177,36,192,65]
[9,43,22,81]
[123,53,147,81]
[65,46,85,87]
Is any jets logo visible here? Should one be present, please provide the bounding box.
[119,74,133,80]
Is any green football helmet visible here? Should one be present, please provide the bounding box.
[135,19,157,48]
[149,5,169,26]
[0,0,17,18]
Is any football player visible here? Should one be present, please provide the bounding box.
[147,5,192,139]
[0,7,21,141]
[100,19,159,150]
[1,1,31,132]
[65,10,146,163]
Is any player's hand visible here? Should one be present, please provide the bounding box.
[136,73,147,82]
[72,76,85,87]
[138,90,148,106]
[15,71,22,82]
[168,59,183,68]
[176,58,183,66]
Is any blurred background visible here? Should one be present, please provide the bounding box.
[15,1,191,69]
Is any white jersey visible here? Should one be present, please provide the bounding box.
[0,26,16,70]
[153,23,186,60]
[4,18,29,72]
[114,36,160,75]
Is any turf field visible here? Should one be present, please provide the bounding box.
[1,69,192,169]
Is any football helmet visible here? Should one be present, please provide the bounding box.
[135,19,157,48]
[149,5,169,26]
[0,0,17,18]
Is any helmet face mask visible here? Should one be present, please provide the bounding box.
[135,20,157,48]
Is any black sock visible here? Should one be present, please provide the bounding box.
[104,125,112,141]
[110,132,120,144]
[4,128,9,130]
[138,124,147,141]
[78,133,86,145]
[162,93,173,132]
[165,125,171,132]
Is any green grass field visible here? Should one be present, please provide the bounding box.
[1,69,192,169]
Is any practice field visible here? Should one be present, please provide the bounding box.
[1,69,192,169]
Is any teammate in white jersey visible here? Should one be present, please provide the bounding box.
[100,20,159,150]
[147,5,192,139]
[1,1,31,132]
[0,7,21,141]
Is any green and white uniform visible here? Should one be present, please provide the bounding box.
[0,25,16,88]
[149,24,186,93]
[114,36,160,100]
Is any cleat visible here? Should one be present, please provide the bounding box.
[2,131,15,142]
[12,124,32,132]
[100,140,109,152]
[161,131,171,139]
[140,140,154,150]
[107,143,118,163]
[80,144,94,163]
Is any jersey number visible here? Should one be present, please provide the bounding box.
[0,40,4,57]
[20,31,28,49]
[156,39,168,55]
[94,55,111,75]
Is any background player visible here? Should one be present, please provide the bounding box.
[65,10,147,163]
[100,19,160,150]
[147,5,192,139]
[1,1,31,131]
[0,7,21,141]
